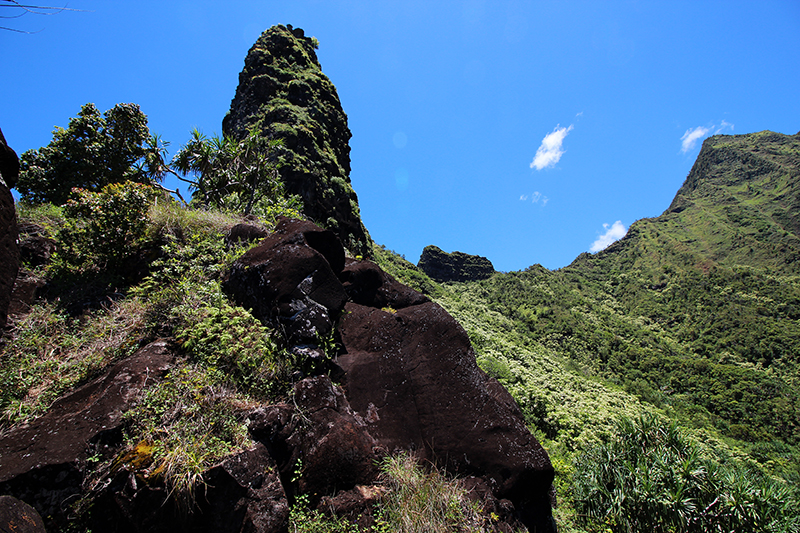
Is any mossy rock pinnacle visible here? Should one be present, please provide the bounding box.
[223,24,372,257]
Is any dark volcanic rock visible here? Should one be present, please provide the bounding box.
[222,24,372,257]
[0,495,46,533]
[248,376,380,505]
[0,128,19,189]
[0,340,175,526]
[339,258,429,310]
[337,301,555,531]
[418,245,495,282]
[17,223,57,267]
[224,217,347,344]
[0,128,20,331]
[90,443,289,533]
[225,222,269,247]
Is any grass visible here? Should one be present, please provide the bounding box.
[375,453,498,533]
[0,297,146,430]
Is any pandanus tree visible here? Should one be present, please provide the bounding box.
[172,127,290,216]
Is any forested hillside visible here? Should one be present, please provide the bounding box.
[379,131,800,531]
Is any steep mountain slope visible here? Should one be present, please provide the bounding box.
[223,25,372,257]
[430,131,800,463]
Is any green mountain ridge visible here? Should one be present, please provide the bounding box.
[466,131,800,441]
[375,130,800,529]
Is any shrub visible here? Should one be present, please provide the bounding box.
[573,413,800,533]
[375,453,494,533]
[57,181,157,272]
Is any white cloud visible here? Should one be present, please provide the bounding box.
[520,191,550,205]
[680,126,710,154]
[715,120,734,134]
[590,220,627,252]
[531,124,573,170]
[680,120,735,153]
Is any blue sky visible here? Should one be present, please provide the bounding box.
[2,1,799,271]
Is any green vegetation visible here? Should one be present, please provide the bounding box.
[289,453,503,533]
[16,103,156,205]
[57,181,158,272]
[5,97,800,531]
[172,126,302,217]
[574,414,799,533]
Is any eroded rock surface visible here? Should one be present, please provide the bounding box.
[0,495,46,533]
[0,340,176,525]
[224,217,347,345]
[418,244,495,282]
[248,376,380,505]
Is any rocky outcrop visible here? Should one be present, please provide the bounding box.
[226,217,555,531]
[418,244,495,282]
[0,340,176,527]
[2,217,554,532]
[223,24,372,257]
[0,127,20,331]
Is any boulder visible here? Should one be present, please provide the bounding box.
[247,376,380,505]
[418,244,495,282]
[224,217,347,344]
[0,495,46,533]
[0,340,176,527]
[337,300,555,531]
[89,443,289,533]
[339,258,429,310]
[0,127,20,331]
[225,222,268,247]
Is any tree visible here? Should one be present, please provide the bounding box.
[172,127,294,216]
[0,1,83,33]
[16,103,156,205]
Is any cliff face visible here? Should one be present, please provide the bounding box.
[418,245,495,282]
[223,25,372,257]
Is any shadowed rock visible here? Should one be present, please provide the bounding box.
[89,443,289,533]
[248,376,380,506]
[418,244,495,282]
[0,340,176,526]
[0,127,20,331]
[337,300,555,531]
[225,222,269,247]
[0,495,46,533]
[224,217,347,344]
